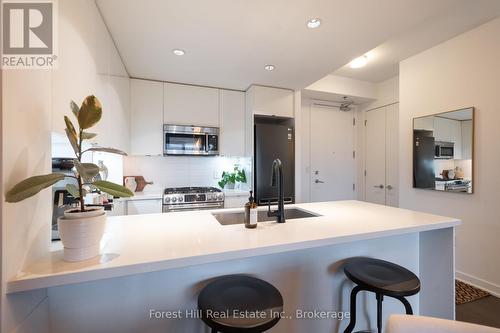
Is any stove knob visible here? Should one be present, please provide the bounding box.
[164,197,170,203]
[217,193,224,200]
[178,196,184,202]
[172,197,177,203]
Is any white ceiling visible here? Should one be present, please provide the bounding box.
[96,0,475,91]
[333,0,500,83]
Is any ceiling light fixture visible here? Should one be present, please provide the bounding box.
[172,49,185,56]
[307,18,321,29]
[349,55,368,69]
[264,64,275,71]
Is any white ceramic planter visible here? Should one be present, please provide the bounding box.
[58,207,106,262]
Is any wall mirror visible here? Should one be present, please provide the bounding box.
[413,107,474,194]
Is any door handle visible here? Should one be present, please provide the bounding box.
[315,179,324,184]
[373,184,384,189]
[386,185,393,190]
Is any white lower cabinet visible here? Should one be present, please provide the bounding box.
[127,199,163,215]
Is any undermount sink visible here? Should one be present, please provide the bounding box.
[212,208,320,226]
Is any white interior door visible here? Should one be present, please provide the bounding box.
[365,107,387,205]
[310,105,355,202]
[385,104,399,207]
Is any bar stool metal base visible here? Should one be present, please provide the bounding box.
[342,258,420,333]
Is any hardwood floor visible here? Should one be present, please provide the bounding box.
[456,296,500,329]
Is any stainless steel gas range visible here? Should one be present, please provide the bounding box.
[162,187,224,213]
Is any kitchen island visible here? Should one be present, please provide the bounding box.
[9,201,459,333]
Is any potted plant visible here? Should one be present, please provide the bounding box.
[5,95,133,262]
[218,166,247,190]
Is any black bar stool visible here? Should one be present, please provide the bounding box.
[198,275,283,333]
[343,257,421,333]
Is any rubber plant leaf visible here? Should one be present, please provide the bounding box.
[85,147,127,155]
[64,116,79,156]
[5,173,66,203]
[70,100,79,118]
[73,160,100,182]
[66,183,80,198]
[92,180,134,197]
[81,132,97,140]
[77,95,102,130]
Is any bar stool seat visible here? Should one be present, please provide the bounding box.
[344,257,420,297]
[198,275,283,333]
[343,257,421,333]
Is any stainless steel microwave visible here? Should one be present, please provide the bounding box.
[434,141,454,159]
[163,124,219,156]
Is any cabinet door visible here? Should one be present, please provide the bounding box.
[164,83,220,127]
[385,104,399,207]
[130,79,164,156]
[127,199,162,215]
[413,116,434,131]
[450,119,462,159]
[365,107,387,205]
[220,90,245,156]
[251,86,294,118]
[461,120,473,159]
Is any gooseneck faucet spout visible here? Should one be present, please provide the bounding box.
[267,158,285,223]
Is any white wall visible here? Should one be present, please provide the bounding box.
[52,0,130,153]
[305,75,376,100]
[2,69,53,333]
[2,0,131,331]
[399,17,500,296]
[359,76,399,112]
[123,156,251,192]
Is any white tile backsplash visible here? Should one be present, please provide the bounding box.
[123,156,251,191]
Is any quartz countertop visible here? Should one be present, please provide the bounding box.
[7,200,460,294]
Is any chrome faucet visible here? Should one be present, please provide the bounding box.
[267,158,285,223]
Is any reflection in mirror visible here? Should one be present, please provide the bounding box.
[413,107,474,194]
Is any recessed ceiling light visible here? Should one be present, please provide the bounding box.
[349,55,368,69]
[264,64,275,71]
[307,18,321,29]
[172,49,185,56]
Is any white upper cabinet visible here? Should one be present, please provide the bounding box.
[164,83,220,127]
[434,116,462,159]
[247,85,294,118]
[461,120,473,160]
[130,79,164,156]
[413,116,434,131]
[220,90,245,156]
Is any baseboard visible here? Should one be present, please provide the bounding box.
[456,271,500,298]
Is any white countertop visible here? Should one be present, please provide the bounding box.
[7,201,460,293]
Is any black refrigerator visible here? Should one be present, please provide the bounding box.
[413,130,436,189]
[254,116,295,205]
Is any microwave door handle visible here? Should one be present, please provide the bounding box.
[205,133,209,153]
